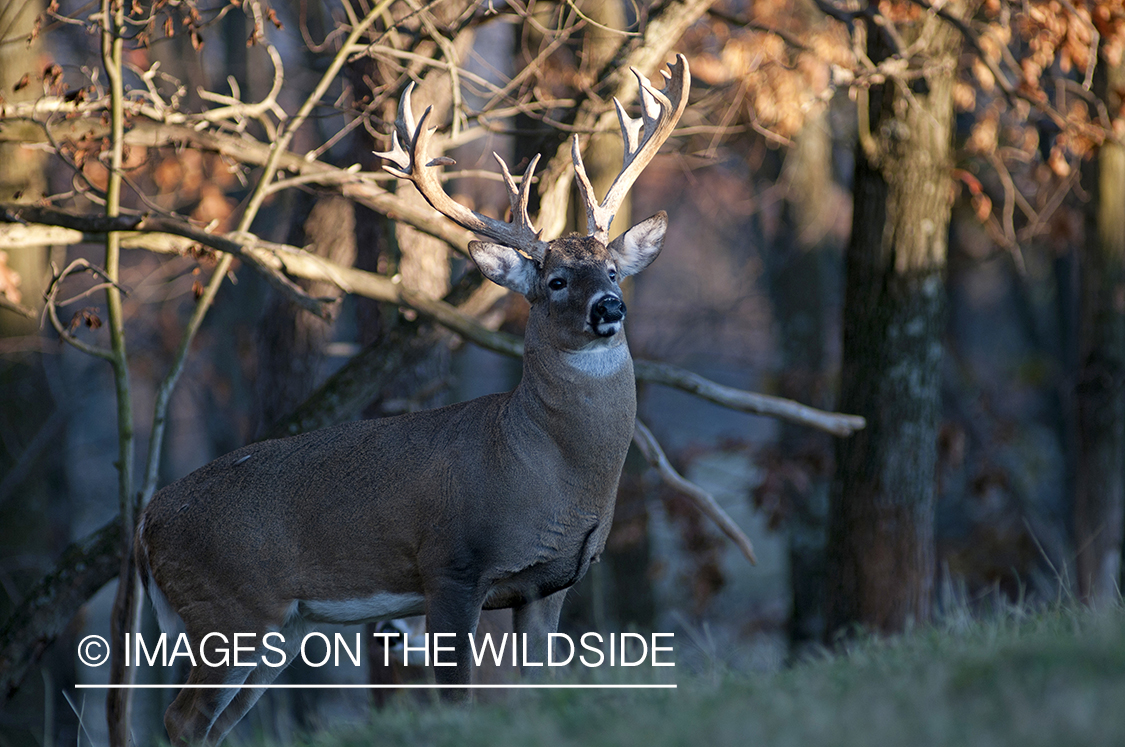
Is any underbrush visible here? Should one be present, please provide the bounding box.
[239,603,1125,747]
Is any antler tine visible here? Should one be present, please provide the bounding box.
[493,153,545,261]
[572,136,600,241]
[396,81,418,145]
[573,54,690,244]
[375,85,550,261]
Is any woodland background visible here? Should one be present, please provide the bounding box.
[0,0,1124,744]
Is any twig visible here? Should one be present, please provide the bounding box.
[137,0,395,515]
[99,0,135,537]
[535,0,716,240]
[0,294,35,319]
[633,419,757,565]
[904,0,1068,129]
[241,0,393,226]
[42,260,115,361]
[2,115,478,256]
[1055,0,1098,91]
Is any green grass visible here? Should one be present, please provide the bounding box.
[247,605,1125,747]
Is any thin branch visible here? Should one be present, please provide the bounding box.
[633,419,757,565]
[2,115,478,256]
[42,260,115,361]
[904,0,1068,129]
[0,294,35,319]
[634,360,866,436]
[536,0,717,240]
[100,1,139,739]
[241,0,393,226]
[1055,0,1098,91]
[0,205,336,320]
[137,1,395,515]
[3,207,868,437]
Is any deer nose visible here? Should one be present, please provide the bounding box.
[591,295,626,326]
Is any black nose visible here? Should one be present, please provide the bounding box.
[592,296,626,325]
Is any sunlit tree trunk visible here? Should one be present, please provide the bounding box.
[1075,56,1125,604]
[824,8,961,637]
[0,0,71,738]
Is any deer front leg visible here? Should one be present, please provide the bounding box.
[513,589,567,672]
[425,578,485,701]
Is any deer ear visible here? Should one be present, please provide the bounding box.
[469,241,538,296]
[607,211,667,277]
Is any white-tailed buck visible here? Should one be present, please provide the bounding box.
[137,55,689,745]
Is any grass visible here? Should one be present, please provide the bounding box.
[241,604,1125,747]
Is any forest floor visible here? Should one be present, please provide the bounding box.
[234,600,1125,747]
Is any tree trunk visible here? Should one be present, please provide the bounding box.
[0,1,75,740]
[824,11,960,638]
[1075,56,1125,603]
[256,195,356,433]
[767,109,837,654]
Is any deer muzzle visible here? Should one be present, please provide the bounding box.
[591,295,626,336]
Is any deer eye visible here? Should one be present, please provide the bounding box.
[608,268,618,282]
[548,277,567,291]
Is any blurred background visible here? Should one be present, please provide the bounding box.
[1,0,1123,743]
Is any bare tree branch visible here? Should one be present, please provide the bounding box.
[633,360,867,436]
[0,204,337,320]
[633,419,758,565]
[1,206,866,436]
[0,520,122,701]
[0,294,35,319]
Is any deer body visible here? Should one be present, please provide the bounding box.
[142,314,637,628]
[139,56,689,745]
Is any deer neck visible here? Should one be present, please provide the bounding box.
[509,326,637,475]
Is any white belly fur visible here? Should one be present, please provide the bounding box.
[297,592,426,624]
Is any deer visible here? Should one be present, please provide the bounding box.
[136,54,689,745]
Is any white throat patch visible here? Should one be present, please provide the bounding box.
[563,344,630,378]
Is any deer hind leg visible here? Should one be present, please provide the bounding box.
[513,589,567,673]
[164,606,284,746]
[164,653,255,746]
[204,615,306,745]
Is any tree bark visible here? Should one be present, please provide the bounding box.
[767,110,837,653]
[256,195,356,434]
[1075,56,1125,603]
[0,521,121,700]
[824,11,960,637]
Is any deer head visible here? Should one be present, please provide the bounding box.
[376,55,690,345]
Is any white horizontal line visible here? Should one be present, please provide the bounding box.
[77,683,676,690]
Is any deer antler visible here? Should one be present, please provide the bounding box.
[376,83,549,262]
[573,54,690,244]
